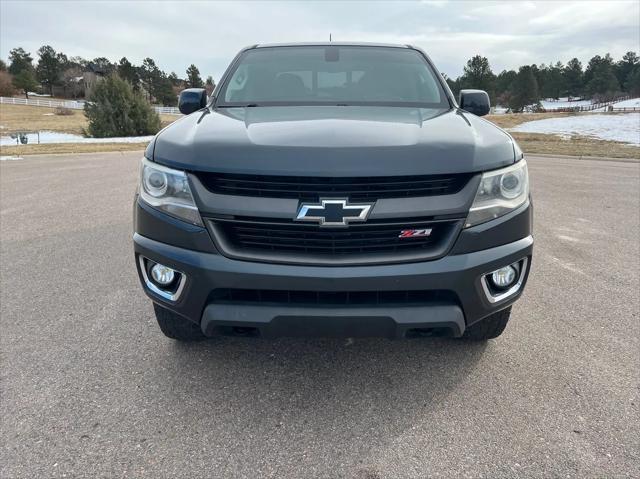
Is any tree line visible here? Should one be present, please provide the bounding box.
[0,45,215,105]
[445,51,639,112]
[1,45,638,112]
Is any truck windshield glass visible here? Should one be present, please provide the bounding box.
[218,46,450,108]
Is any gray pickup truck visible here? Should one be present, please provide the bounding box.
[133,43,533,341]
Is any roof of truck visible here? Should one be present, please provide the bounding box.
[254,42,411,49]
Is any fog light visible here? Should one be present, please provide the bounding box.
[491,265,517,289]
[150,263,176,285]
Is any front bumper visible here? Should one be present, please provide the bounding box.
[134,231,533,338]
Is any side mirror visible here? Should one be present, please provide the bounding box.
[459,89,490,116]
[178,88,207,115]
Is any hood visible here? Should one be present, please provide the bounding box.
[151,106,516,176]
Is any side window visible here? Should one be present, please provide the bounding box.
[225,64,249,102]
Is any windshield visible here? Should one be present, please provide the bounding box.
[217,46,450,108]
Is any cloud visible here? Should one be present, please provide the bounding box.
[0,0,638,80]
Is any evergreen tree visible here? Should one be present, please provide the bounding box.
[117,57,139,90]
[89,57,115,75]
[0,60,7,72]
[563,58,584,98]
[616,51,638,90]
[84,74,161,137]
[495,69,517,107]
[36,45,65,95]
[8,47,34,76]
[154,74,178,106]
[624,65,640,96]
[585,54,620,97]
[458,55,496,102]
[508,66,539,112]
[168,71,180,86]
[68,56,88,70]
[12,69,38,98]
[140,57,161,100]
[186,64,204,88]
[542,62,566,99]
[535,64,549,98]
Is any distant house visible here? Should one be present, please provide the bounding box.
[83,63,109,98]
[49,63,108,99]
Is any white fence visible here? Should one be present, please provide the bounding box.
[0,96,181,115]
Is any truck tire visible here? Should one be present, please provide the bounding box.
[463,307,511,340]
[153,303,206,342]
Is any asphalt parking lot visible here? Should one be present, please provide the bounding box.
[1,151,638,478]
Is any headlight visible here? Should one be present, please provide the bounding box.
[465,160,529,227]
[139,158,203,226]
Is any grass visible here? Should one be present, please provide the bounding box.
[0,142,149,156]
[1,104,89,134]
[485,112,573,129]
[0,104,177,135]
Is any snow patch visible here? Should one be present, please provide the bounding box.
[591,98,640,112]
[510,113,640,145]
[610,98,640,108]
[0,131,154,146]
[541,99,592,110]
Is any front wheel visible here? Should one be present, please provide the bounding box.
[153,303,206,341]
[462,307,511,340]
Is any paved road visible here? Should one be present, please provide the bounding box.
[1,152,638,478]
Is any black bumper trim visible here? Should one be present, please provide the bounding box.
[201,303,465,338]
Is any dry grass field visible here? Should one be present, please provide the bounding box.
[1,104,89,135]
[1,142,150,156]
[0,104,177,156]
[0,104,177,135]
[1,104,637,159]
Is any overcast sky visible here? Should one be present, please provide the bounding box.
[1,0,638,81]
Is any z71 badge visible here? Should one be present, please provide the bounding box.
[398,228,432,238]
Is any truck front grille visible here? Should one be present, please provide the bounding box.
[207,217,463,265]
[210,288,456,305]
[196,172,471,201]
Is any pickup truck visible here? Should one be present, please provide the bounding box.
[133,43,533,341]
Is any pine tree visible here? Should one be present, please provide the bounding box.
[117,57,140,90]
[616,51,638,90]
[543,62,566,99]
[586,55,620,98]
[12,69,38,99]
[508,66,539,112]
[8,47,33,76]
[154,74,178,106]
[168,72,180,87]
[459,55,496,102]
[84,74,160,137]
[186,64,204,88]
[563,58,584,98]
[625,65,640,96]
[36,45,65,95]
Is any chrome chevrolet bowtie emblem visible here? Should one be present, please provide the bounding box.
[295,198,374,227]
